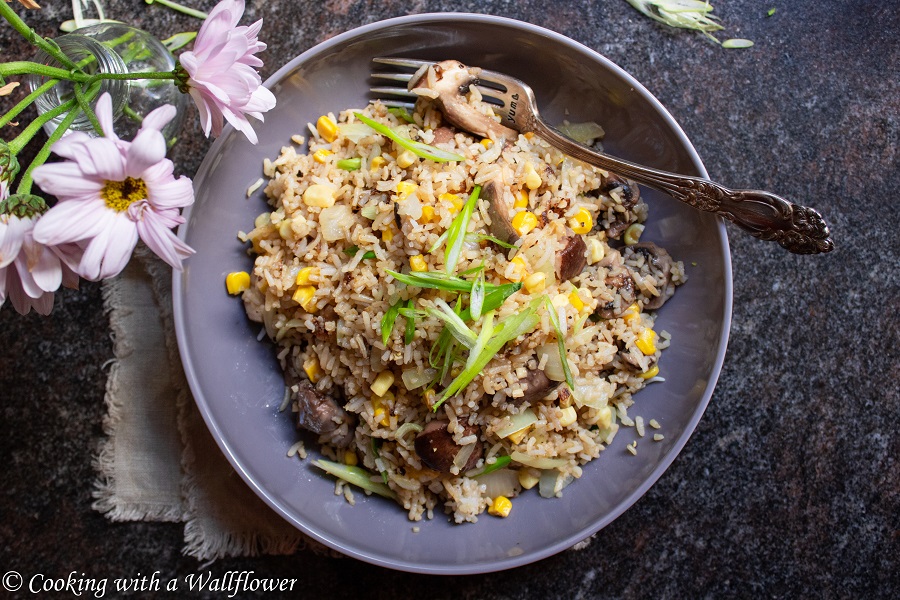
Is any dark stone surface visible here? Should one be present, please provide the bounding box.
[1,0,897,597]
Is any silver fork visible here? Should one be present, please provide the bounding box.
[371,57,833,254]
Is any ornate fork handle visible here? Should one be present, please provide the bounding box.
[533,121,834,254]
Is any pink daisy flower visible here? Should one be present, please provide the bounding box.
[31,93,195,281]
[178,0,276,144]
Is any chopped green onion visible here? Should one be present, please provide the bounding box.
[722,38,754,49]
[428,230,449,254]
[465,232,518,250]
[458,283,521,321]
[353,113,465,162]
[433,300,541,411]
[371,438,390,484]
[386,269,498,293]
[444,185,481,274]
[426,299,478,348]
[544,297,575,391]
[625,0,724,43]
[468,454,512,478]
[344,245,376,259]
[388,106,416,124]
[381,299,403,345]
[766,7,776,16]
[395,422,423,439]
[470,270,486,321]
[337,157,361,171]
[313,459,396,499]
[404,298,416,344]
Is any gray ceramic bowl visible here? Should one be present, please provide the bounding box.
[173,13,732,574]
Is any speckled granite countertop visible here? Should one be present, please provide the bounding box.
[1,0,897,597]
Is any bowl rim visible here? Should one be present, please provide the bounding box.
[173,12,733,574]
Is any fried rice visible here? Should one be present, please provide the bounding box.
[238,88,685,523]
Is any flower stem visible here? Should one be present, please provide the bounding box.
[145,0,209,20]
[7,97,79,156]
[16,105,84,196]
[0,61,91,82]
[89,70,178,82]
[73,83,104,137]
[0,2,81,72]
[0,78,58,129]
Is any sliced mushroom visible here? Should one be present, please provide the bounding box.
[595,270,637,319]
[624,242,675,310]
[481,179,518,245]
[291,379,355,447]
[414,420,483,473]
[602,174,641,210]
[618,340,658,370]
[516,369,561,405]
[556,234,587,282]
[431,126,456,145]
[409,60,517,142]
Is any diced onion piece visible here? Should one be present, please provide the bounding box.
[556,121,605,144]
[538,468,573,498]
[360,205,379,220]
[510,450,567,470]
[496,408,538,439]
[337,122,372,142]
[479,468,520,500]
[319,204,353,242]
[536,344,566,382]
[401,368,437,390]
[453,443,477,470]
[394,422,423,440]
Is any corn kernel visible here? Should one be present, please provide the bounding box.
[316,115,337,142]
[488,496,512,518]
[524,271,546,294]
[509,256,528,282]
[595,405,613,430]
[559,405,578,428]
[292,285,317,312]
[511,211,538,236]
[623,223,645,246]
[382,227,394,243]
[440,192,464,213]
[622,303,641,325]
[313,148,333,163]
[295,266,319,286]
[372,392,393,426]
[523,162,542,190]
[343,450,358,466]
[523,132,535,140]
[586,237,605,265]
[420,205,436,223]
[635,328,657,355]
[303,355,323,383]
[278,219,293,240]
[514,190,529,209]
[370,155,386,171]
[423,388,436,409]
[480,138,494,149]
[409,255,428,272]
[225,271,250,295]
[517,469,540,490]
[370,371,395,397]
[397,150,416,168]
[639,364,660,379]
[569,207,593,234]
[568,290,585,312]
[303,183,336,208]
[551,293,569,309]
[507,426,530,445]
[254,212,270,228]
[396,180,418,200]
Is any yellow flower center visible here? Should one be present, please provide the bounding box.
[102,177,148,212]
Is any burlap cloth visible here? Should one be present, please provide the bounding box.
[92,246,329,561]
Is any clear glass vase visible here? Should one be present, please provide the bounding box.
[27,23,186,145]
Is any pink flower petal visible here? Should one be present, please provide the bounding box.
[140,104,176,133]
[95,93,118,140]
[33,198,113,246]
[147,176,194,210]
[78,217,138,281]
[31,162,105,200]
[29,242,63,293]
[135,207,195,270]
[126,128,167,178]
[0,217,28,268]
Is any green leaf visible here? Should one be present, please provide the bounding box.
[722,38,754,49]
[354,112,464,162]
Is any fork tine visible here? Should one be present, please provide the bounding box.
[369,86,417,98]
[372,57,434,69]
[371,72,414,83]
